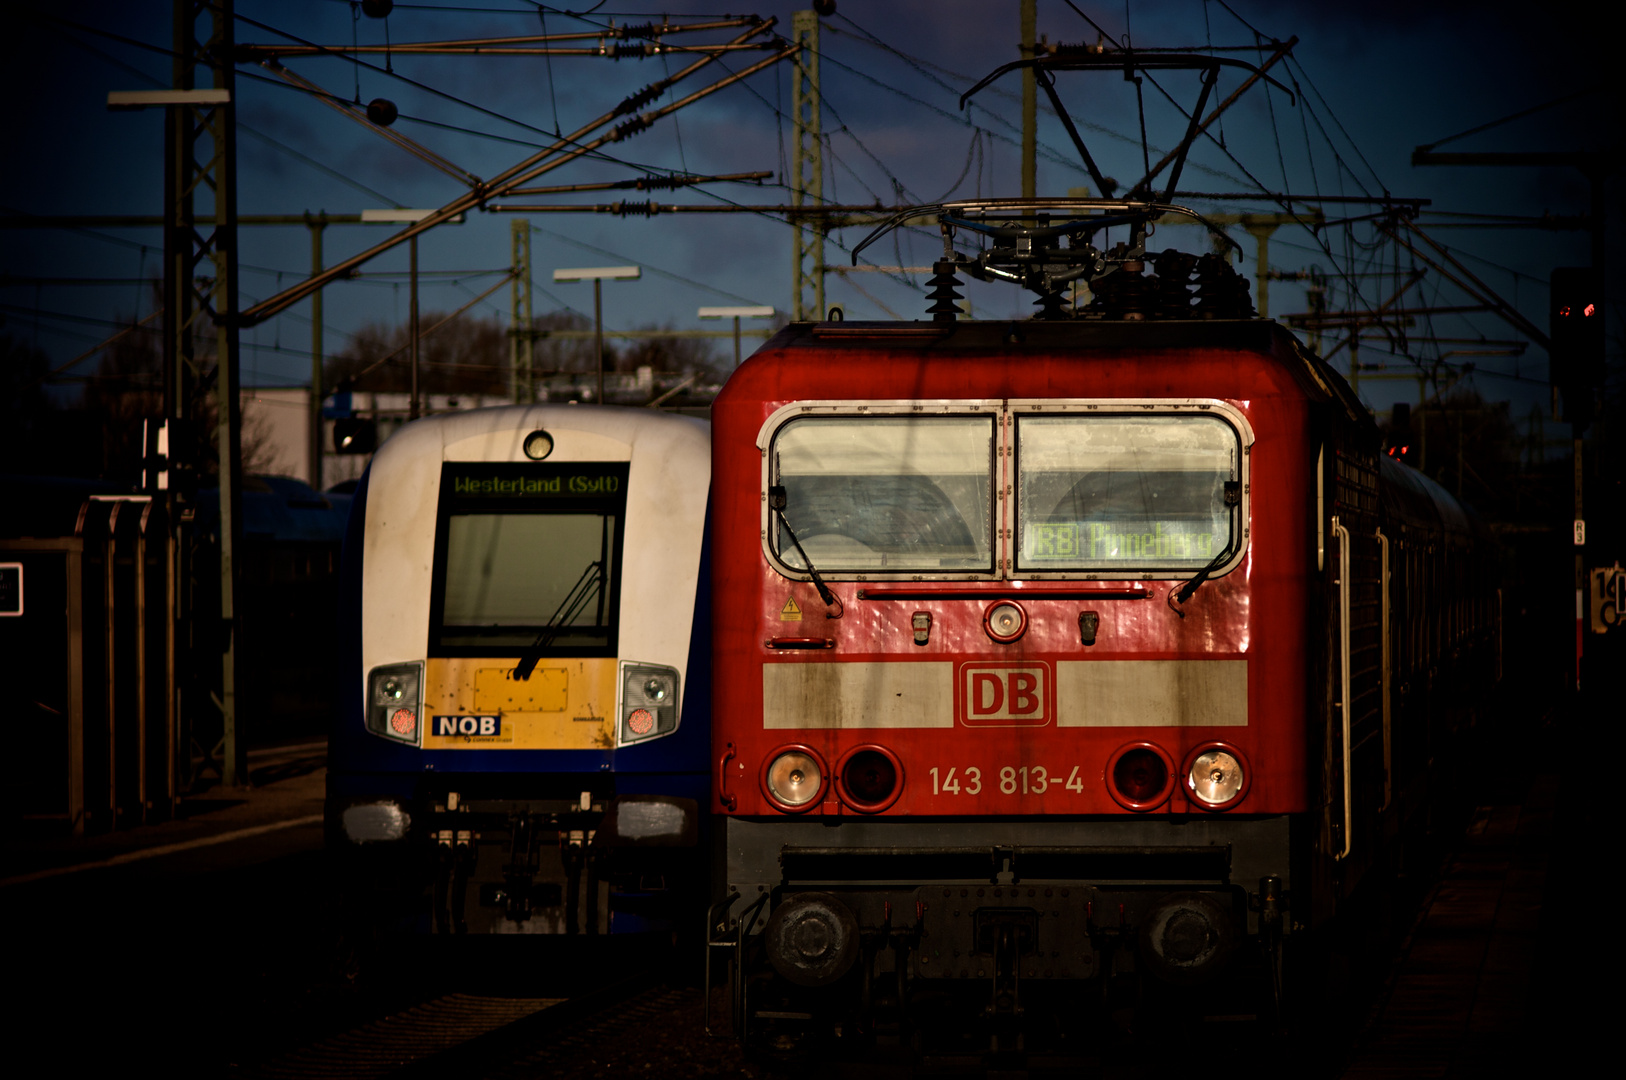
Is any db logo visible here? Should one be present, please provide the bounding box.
[956,662,1052,727]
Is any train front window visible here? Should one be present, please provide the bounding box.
[430,463,627,655]
[770,416,994,572]
[1015,415,1240,572]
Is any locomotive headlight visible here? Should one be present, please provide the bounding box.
[374,671,415,706]
[984,601,1027,643]
[1186,746,1246,808]
[365,662,423,745]
[764,748,825,811]
[620,663,680,745]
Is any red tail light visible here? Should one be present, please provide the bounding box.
[1106,742,1176,811]
[836,745,904,813]
[1115,749,1167,800]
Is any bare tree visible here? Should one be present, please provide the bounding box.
[325,311,509,396]
[530,310,604,375]
[620,322,725,379]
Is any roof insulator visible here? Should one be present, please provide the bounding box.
[636,174,698,191]
[613,84,663,117]
[1192,253,1256,319]
[1032,289,1069,320]
[924,260,964,323]
[1149,249,1197,319]
[610,115,651,142]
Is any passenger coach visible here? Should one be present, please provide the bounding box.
[327,405,711,935]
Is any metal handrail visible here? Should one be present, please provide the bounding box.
[1333,516,1353,861]
[1376,527,1393,814]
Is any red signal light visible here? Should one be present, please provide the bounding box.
[1584,303,1596,317]
[1114,748,1168,802]
[1105,742,1176,811]
[836,745,904,812]
[843,751,896,803]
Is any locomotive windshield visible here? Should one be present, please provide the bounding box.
[429,462,628,656]
[1015,415,1238,572]
[771,416,994,572]
[762,405,1247,581]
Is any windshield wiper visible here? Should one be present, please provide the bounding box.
[1168,478,1242,619]
[769,485,842,617]
[1168,542,1232,619]
[514,560,603,680]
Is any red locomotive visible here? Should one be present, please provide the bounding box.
[705,198,1499,1056]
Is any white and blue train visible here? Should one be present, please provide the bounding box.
[326,405,711,934]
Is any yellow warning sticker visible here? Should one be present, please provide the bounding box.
[781,597,803,621]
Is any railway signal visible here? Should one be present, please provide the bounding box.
[1550,266,1604,429]
[1387,402,1414,463]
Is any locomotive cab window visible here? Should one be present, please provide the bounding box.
[769,416,994,573]
[1016,414,1243,573]
[429,462,628,656]
[760,402,1249,582]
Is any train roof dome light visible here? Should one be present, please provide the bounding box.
[522,429,554,460]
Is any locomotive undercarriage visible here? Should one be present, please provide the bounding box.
[329,777,700,935]
[709,816,1290,1056]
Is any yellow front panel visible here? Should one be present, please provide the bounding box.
[474,666,568,712]
[422,657,618,750]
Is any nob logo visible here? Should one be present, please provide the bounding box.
[956,663,1052,727]
[434,715,501,737]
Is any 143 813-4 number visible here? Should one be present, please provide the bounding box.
[928,765,1086,796]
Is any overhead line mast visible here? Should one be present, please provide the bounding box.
[511,220,534,404]
[177,0,244,791]
[790,10,824,322]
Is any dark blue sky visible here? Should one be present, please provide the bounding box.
[2,1,1610,423]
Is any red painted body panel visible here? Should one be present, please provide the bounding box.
[712,324,1323,819]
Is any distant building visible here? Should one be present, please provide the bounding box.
[242,367,718,492]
